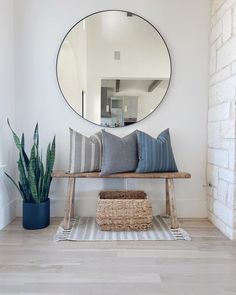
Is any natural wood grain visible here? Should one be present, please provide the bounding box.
[52,170,191,179]
[0,218,236,295]
[168,179,178,229]
[165,179,170,217]
[52,171,191,230]
[63,178,75,230]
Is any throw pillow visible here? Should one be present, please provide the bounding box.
[100,130,138,176]
[136,129,178,173]
[68,128,102,173]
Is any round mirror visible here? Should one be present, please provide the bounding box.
[56,10,171,127]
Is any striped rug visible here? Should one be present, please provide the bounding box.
[55,216,191,241]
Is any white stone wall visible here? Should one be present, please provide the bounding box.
[208,0,236,239]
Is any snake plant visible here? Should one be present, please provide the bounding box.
[5,120,56,203]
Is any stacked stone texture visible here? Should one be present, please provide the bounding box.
[208,0,236,239]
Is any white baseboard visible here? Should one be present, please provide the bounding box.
[0,199,17,230]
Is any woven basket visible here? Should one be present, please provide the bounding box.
[96,190,153,231]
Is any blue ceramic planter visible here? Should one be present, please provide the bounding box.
[23,199,50,229]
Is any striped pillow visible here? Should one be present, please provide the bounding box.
[136,129,178,173]
[68,128,102,173]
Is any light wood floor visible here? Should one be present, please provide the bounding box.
[0,218,236,295]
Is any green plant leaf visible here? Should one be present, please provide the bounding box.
[19,182,28,202]
[49,136,56,173]
[22,149,30,168]
[35,148,40,192]
[33,123,39,148]
[7,119,22,152]
[21,133,30,168]
[28,145,39,203]
[8,119,29,173]
[7,121,55,204]
[4,172,25,201]
[43,136,56,199]
[38,160,44,199]
[21,133,25,150]
[42,143,51,199]
[18,154,31,202]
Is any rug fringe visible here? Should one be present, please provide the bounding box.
[162,216,192,241]
[170,228,191,240]
[54,219,75,242]
[54,216,191,242]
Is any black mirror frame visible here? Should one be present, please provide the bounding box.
[56,9,172,128]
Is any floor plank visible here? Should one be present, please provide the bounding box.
[0,218,236,295]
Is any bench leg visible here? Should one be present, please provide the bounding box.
[165,179,170,217]
[167,179,178,229]
[63,177,76,230]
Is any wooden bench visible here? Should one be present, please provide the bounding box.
[52,171,191,230]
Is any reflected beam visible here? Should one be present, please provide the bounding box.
[148,80,162,92]
[116,80,120,92]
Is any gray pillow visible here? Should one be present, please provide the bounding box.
[100,130,138,176]
[68,128,102,173]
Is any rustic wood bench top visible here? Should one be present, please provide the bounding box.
[52,170,191,179]
[52,170,191,230]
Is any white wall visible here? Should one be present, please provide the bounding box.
[0,0,17,229]
[14,0,210,218]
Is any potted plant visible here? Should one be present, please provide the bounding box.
[5,120,55,229]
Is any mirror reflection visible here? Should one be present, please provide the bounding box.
[57,10,171,127]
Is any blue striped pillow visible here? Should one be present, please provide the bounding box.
[136,129,178,173]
